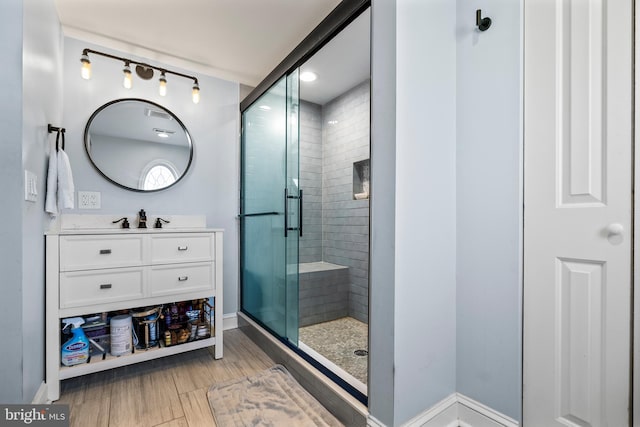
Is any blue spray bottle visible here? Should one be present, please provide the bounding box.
[61,317,89,366]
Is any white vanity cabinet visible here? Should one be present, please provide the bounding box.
[45,228,223,402]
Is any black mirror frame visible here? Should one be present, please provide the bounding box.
[84,98,194,192]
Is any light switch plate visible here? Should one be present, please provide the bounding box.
[24,170,37,202]
[78,191,101,209]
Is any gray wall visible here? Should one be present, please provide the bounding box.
[62,37,240,316]
[393,0,458,423]
[455,0,523,421]
[368,0,523,424]
[369,0,458,425]
[0,0,26,405]
[22,0,64,402]
[321,81,370,323]
[0,0,64,403]
[299,100,323,263]
[368,0,396,423]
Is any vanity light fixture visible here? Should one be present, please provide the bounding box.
[80,52,91,80]
[159,72,167,97]
[80,48,201,103]
[123,62,133,89]
[192,82,200,104]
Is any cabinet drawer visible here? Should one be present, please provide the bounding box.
[150,263,214,297]
[60,267,145,308]
[60,236,144,271]
[151,234,214,264]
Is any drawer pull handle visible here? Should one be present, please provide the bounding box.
[178,246,188,251]
[178,276,189,282]
[99,249,112,255]
[100,284,112,289]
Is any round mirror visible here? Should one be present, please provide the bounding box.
[84,98,193,192]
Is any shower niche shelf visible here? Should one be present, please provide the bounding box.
[353,159,370,200]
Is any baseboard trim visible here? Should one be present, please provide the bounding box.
[31,382,49,404]
[223,313,238,330]
[367,414,386,427]
[456,393,519,427]
[402,393,458,427]
[369,393,519,427]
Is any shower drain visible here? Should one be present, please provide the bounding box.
[354,349,368,357]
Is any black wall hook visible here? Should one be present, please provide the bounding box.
[476,9,492,32]
[48,124,66,152]
[48,124,65,134]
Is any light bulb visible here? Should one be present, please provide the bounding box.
[300,71,317,82]
[80,53,91,80]
[159,72,167,96]
[123,63,132,89]
[192,82,200,104]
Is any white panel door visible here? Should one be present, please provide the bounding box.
[523,1,632,426]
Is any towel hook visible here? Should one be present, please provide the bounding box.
[476,9,492,32]
[48,124,65,134]
[54,129,65,152]
[48,124,66,152]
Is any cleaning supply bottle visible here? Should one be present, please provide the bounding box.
[61,317,89,366]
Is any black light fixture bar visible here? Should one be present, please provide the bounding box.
[81,48,199,85]
[81,48,200,103]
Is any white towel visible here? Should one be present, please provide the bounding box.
[57,148,75,209]
[45,146,59,216]
[45,138,75,216]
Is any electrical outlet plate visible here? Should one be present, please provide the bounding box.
[78,191,101,209]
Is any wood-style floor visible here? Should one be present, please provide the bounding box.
[57,328,276,427]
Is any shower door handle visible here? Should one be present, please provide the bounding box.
[237,212,280,218]
[284,188,289,237]
[299,190,303,237]
[284,188,303,237]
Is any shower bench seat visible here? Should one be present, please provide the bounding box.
[298,262,349,327]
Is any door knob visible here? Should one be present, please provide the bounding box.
[606,223,624,245]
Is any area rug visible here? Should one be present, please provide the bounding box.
[207,365,343,426]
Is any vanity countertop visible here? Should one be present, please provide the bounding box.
[46,227,224,236]
[47,214,222,235]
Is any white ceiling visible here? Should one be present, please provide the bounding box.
[299,8,370,105]
[54,0,343,87]
[54,1,370,106]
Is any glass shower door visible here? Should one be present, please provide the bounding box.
[241,72,300,345]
